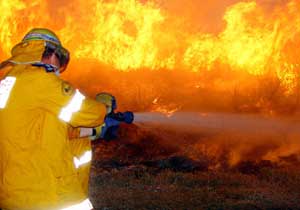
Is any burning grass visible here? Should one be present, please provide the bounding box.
[64,60,300,115]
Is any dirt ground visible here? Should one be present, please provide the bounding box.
[89,113,300,210]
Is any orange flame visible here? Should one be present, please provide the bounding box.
[0,0,299,96]
[151,97,180,117]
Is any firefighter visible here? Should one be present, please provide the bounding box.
[0,28,109,210]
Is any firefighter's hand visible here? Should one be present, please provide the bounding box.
[95,93,116,114]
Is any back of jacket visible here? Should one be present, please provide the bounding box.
[0,64,106,210]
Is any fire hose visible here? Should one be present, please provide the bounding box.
[99,110,134,141]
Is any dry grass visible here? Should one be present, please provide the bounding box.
[89,124,300,210]
[89,167,300,210]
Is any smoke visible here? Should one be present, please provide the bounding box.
[154,0,242,33]
[151,0,293,33]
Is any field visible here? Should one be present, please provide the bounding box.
[89,113,300,210]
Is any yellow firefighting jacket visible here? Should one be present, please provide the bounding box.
[0,41,106,210]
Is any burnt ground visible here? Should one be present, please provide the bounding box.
[89,119,300,210]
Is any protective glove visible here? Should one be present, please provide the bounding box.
[95,93,117,114]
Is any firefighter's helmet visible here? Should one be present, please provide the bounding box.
[22,28,70,72]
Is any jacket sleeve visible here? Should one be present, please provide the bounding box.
[37,72,107,128]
